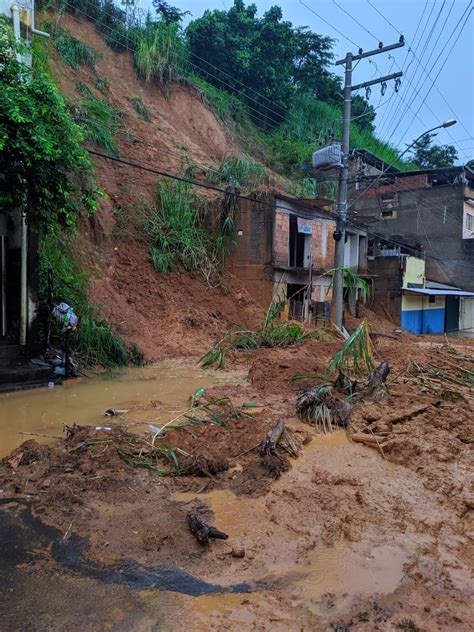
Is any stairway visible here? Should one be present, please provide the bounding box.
[0,345,52,393]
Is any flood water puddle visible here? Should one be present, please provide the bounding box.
[0,361,245,457]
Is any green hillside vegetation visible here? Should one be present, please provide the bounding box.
[56,0,411,177]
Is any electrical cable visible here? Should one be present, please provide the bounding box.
[395,4,473,148]
[87,148,474,270]
[371,0,473,147]
[332,0,380,43]
[298,0,362,50]
[60,1,287,130]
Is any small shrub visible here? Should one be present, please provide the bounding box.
[94,77,109,93]
[131,96,150,122]
[68,94,124,156]
[76,81,93,96]
[39,234,142,367]
[54,29,100,69]
[188,74,246,123]
[140,178,225,282]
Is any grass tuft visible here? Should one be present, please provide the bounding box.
[54,29,100,70]
[39,234,143,368]
[130,96,151,122]
[68,94,125,156]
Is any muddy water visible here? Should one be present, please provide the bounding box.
[0,361,244,457]
[172,431,408,622]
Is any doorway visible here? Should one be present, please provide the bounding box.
[445,296,460,332]
[289,216,311,268]
[287,283,306,321]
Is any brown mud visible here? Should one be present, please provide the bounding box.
[1,326,473,630]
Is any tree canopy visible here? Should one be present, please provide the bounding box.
[0,18,98,231]
[186,0,341,128]
[411,133,458,169]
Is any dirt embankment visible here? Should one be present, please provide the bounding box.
[50,13,268,360]
[1,325,473,630]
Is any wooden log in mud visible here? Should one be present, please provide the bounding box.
[187,512,229,545]
[366,361,391,394]
[351,433,386,446]
[260,419,285,456]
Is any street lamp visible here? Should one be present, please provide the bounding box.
[400,119,457,160]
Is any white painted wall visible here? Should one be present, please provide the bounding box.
[460,297,474,332]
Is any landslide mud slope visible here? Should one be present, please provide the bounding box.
[51,14,264,360]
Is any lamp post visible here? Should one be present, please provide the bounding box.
[399,119,457,161]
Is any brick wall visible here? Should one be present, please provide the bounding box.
[359,173,428,197]
[324,224,335,268]
[274,211,289,266]
[311,220,323,267]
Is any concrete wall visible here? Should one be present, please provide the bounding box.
[460,297,474,332]
[352,177,474,290]
[463,200,474,240]
[226,196,274,308]
[401,293,445,335]
[402,256,425,288]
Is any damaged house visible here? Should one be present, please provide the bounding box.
[226,192,368,322]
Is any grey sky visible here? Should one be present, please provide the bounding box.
[137,0,474,162]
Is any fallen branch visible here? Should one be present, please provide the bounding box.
[187,511,229,545]
[260,419,285,456]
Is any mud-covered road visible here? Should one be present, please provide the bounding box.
[1,334,473,631]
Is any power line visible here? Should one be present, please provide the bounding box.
[394,4,473,150]
[377,0,441,137]
[298,0,361,50]
[60,2,287,130]
[332,0,380,43]
[381,0,451,147]
[370,0,473,145]
[88,147,474,270]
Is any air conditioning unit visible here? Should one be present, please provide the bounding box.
[312,143,343,170]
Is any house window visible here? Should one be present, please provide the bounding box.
[428,295,436,304]
[380,209,397,219]
[466,213,474,232]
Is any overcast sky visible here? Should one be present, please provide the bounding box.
[137,0,474,162]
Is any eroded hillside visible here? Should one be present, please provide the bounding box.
[50,13,267,359]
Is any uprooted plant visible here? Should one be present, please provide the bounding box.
[200,285,328,369]
[296,320,392,432]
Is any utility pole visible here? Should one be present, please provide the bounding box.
[332,39,405,329]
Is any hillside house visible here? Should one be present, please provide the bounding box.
[350,164,474,292]
[367,242,474,335]
[226,192,368,322]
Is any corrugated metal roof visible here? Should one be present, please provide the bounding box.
[402,288,474,297]
[425,280,462,291]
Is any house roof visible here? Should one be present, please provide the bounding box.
[402,288,474,297]
[425,280,462,291]
[351,149,401,175]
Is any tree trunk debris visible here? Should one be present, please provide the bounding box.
[187,511,229,545]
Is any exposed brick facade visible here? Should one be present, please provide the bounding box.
[311,220,323,267]
[358,173,428,197]
[324,224,336,268]
[274,211,289,266]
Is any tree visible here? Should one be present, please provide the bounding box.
[292,27,340,103]
[411,132,458,169]
[152,1,190,24]
[186,2,293,128]
[0,18,97,231]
